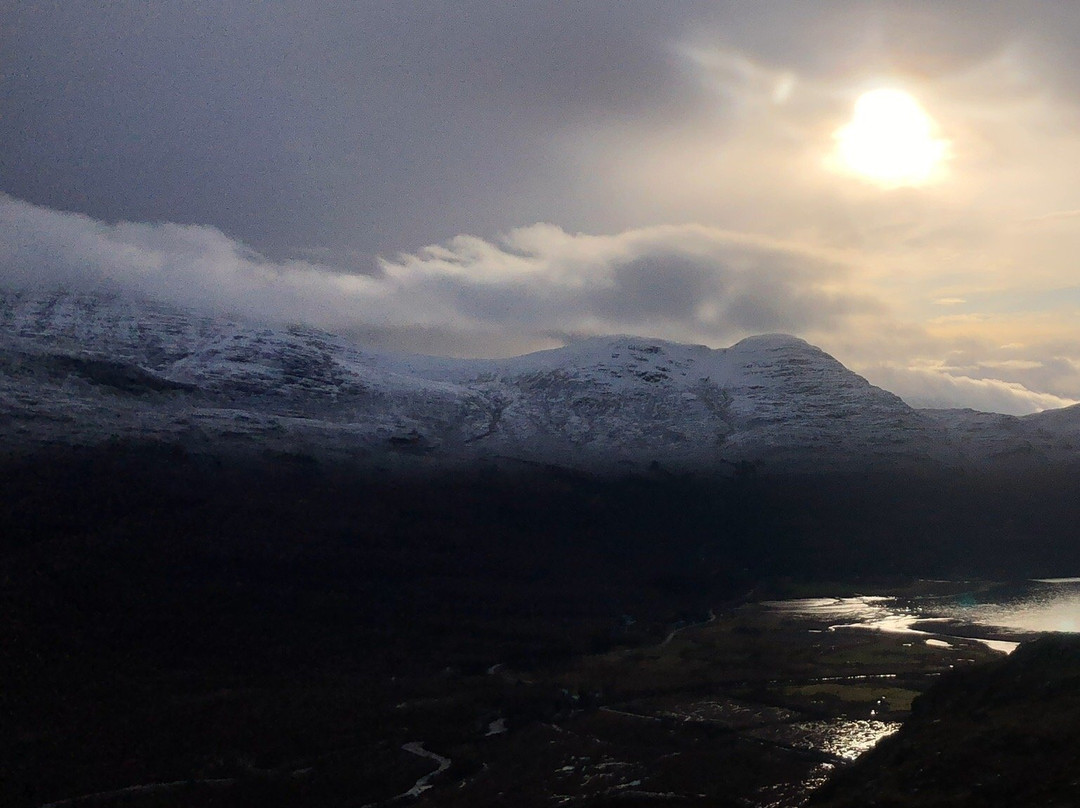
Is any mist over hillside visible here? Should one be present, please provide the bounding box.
[4,289,1080,478]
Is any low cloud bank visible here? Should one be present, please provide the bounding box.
[0,194,868,352]
[863,364,1078,416]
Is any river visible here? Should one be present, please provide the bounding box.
[765,577,1080,656]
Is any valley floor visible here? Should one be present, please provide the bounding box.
[0,445,1069,807]
[6,579,1014,808]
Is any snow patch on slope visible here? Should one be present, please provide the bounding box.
[1,289,1067,473]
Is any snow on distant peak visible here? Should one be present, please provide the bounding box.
[4,288,1070,473]
[727,334,818,354]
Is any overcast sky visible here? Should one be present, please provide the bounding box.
[4,1,1080,413]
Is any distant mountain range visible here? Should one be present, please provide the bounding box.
[2,289,1078,474]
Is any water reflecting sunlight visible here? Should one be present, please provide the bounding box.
[767,578,1080,655]
[935,579,1080,634]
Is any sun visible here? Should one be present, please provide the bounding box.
[832,88,949,187]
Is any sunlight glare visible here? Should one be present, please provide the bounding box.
[833,89,949,188]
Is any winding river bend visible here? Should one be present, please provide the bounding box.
[398,742,452,800]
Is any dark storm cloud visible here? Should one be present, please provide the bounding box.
[5,1,1078,263]
[590,256,713,322]
[584,251,864,335]
[0,1,692,261]
[374,221,878,343]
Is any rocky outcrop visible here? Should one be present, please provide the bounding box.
[810,635,1080,807]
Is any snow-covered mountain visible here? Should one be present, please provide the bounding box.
[1,289,1076,474]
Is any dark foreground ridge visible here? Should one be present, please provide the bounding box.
[811,635,1080,807]
[4,442,1080,806]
